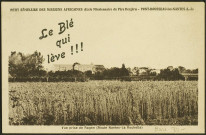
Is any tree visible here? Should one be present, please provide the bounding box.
[150,72,157,76]
[122,64,126,69]
[94,71,104,80]
[132,67,139,76]
[178,66,186,73]
[85,70,93,77]
[9,51,45,78]
[145,68,152,76]
[127,67,132,76]
[192,68,198,73]
[110,67,121,78]
[9,52,25,77]
[157,68,184,81]
[184,69,192,73]
[120,63,129,76]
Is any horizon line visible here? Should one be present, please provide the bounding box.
[44,63,198,70]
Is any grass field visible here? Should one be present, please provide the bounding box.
[9,81,198,125]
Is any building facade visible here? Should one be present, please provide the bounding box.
[52,63,105,73]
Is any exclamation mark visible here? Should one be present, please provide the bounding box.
[81,42,83,51]
[76,44,78,53]
[71,46,73,55]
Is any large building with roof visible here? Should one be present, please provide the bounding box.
[52,63,105,73]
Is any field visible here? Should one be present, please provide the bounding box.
[9,81,198,125]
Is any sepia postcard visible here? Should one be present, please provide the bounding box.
[1,1,205,134]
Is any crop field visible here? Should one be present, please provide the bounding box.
[9,81,198,125]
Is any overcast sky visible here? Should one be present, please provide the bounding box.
[3,2,204,70]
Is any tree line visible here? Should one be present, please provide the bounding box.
[9,51,198,82]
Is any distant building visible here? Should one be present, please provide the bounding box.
[52,63,105,73]
[138,67,149,75]
[139,67,149,74]
[52,64,73,71]
[93,65,105,73]
[132,67,161,76]
[73,64,94,72]
[150,69,161,74]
